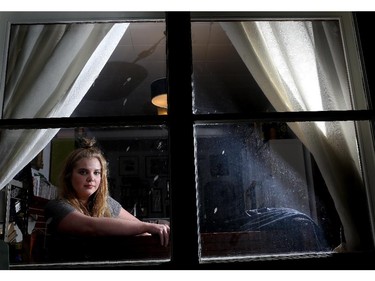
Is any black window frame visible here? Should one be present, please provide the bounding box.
[1,11,375,270]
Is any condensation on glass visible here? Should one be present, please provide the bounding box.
[194,121,365,260]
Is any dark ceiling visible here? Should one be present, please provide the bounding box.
[72,21,272,117]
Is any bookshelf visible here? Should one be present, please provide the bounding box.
[2,180,28,244]
[1,165,57,263]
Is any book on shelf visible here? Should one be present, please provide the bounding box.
[31,168,57,200]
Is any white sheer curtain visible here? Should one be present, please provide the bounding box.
[0,22,129,190]
[221,20,372,251]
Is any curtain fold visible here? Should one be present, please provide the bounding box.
[0,22,129,190]
[221,20,373,251]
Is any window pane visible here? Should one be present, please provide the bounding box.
[192,20,367,114]
[1,126,171,265]
[3,21,166,119]
[194,121,365,260]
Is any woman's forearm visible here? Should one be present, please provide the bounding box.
[57,211,170,246]
[89,217,153,236]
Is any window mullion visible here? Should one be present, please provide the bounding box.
[166,12,199,267]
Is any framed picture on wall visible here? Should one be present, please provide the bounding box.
[119,156,139,176]
[146,156,168,178]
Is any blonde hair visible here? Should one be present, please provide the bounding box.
[58,137,111,217]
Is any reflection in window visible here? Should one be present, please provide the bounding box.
[194,122,365,259]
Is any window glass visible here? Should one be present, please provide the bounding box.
[191,20,367,114]
[1,12,374,268]
[194,121,365,260]
[3,21,166,119]
[0,126,171,264]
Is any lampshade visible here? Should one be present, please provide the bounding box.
[151,78,168,109]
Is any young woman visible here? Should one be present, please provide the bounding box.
[45,138,170,247]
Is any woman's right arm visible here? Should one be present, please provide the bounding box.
[57,210,170,246]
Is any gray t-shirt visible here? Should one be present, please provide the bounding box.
[44,196,122,232]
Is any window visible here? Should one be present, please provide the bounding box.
[0,12,172,267]
[0,12,374,269]
[190,15,375,261]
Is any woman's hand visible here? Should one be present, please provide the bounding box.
[118,208,170,246]
[146,222,170,247]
